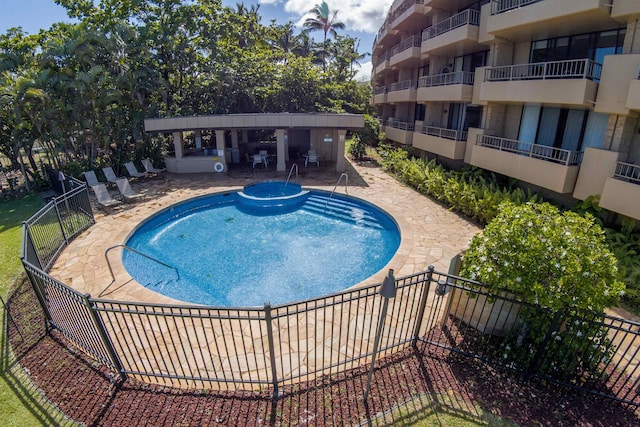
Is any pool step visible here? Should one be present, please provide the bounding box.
[302,195,384,229]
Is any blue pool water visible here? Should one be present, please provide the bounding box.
[123,185,400,307]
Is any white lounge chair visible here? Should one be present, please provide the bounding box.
[102,166,119,184]
[124,162,148,178]
[91,183,122,209]
[115,177,144,202]
[83,170,100,187]
[142,158,165,173]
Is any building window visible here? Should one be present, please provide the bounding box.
[453,51,488,72]
[530,28,626,63]
[415,104,426,122]
[518,105,607,152]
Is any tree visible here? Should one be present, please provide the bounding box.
[303,1,345,71]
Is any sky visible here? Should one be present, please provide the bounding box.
[0,0,395,81]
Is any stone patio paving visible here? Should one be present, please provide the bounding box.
[50,159,481,303]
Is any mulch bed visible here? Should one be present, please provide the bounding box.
[5,279,640,426]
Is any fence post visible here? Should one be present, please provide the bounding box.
[84,295,127,382]
[264,303,279,401]
[524,310,564,380]
[412,265,435,349]
[53,199,69,244]
[21,262,54,330]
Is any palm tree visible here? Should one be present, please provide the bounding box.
[303,1,345,71]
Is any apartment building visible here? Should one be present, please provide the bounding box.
[371,0,640,220]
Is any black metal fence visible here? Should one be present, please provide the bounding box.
[19,183,640,406]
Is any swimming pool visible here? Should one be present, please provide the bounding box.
[123,183,400,307]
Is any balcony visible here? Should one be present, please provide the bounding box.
[470,134,581,193]
[421,9,480,57]
[375,21,397,49]
[385,120,415,145]
[412,125,467,159]
[600,162,640,220]
[390,0,430,31]
[595,54,640,114]
[487,0,615,42]
[387,80,417,103]
[389,35,422,68]
[373,52,391,76]
[479,59,601,107]
[627,78,640,111]
[372,86,388,105]
[612,0,640,20]
[417,71,475,102]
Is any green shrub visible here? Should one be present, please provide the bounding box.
[461,202,624,312]
[355,114,382,146]
[460,202,624,377]
[348,135,367,160]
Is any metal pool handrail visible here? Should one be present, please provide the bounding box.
[103,244,180,286]
[285,163,298,186]
[324,172,349,211]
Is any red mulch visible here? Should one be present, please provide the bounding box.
[5,279,640,426]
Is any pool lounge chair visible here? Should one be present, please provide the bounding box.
[142,158,165,174]
[124,162,148,178]
[102,166,120,184]
[91,183,122,209]
[115,177,144,202]
[83,170,100,187]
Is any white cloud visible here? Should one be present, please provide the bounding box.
[258,0,280,5]
[283,0,393,34]
[355,60,372,82]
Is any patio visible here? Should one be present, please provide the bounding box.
[49,158,480,303]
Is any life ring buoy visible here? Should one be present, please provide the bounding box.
[213,162,225,173]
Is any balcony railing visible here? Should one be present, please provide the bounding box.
[418,125,468,141]
[373,86,388,95]
[614,162,640,185]
[374,53,391,68]
[391,35,422,56]
[422,9,480,40]
[389,80,417,92]
[484,59,602,82]
[388,120,415,131]
[391,0,424,22]
[419,71,475,87]
[477,135,583,166]
[491,0,544,15]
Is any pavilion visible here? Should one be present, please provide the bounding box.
[144,113,365,173]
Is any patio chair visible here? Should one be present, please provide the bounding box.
[102,166,119,184]
[252,154,267,168]
[91,183,122,209]
[83,170,100,187]
[124,162,148,178]
[142,158,165,174]
[305,151,320,167]
[115,177,144,202]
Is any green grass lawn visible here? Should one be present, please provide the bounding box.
[0,194,76,426]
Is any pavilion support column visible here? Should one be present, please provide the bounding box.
[231,130,239,148]
[195,130,202,149]
[215,129,227,168]
[173,131,184,159]
[276,128,286,172]
[336,129,347,172]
